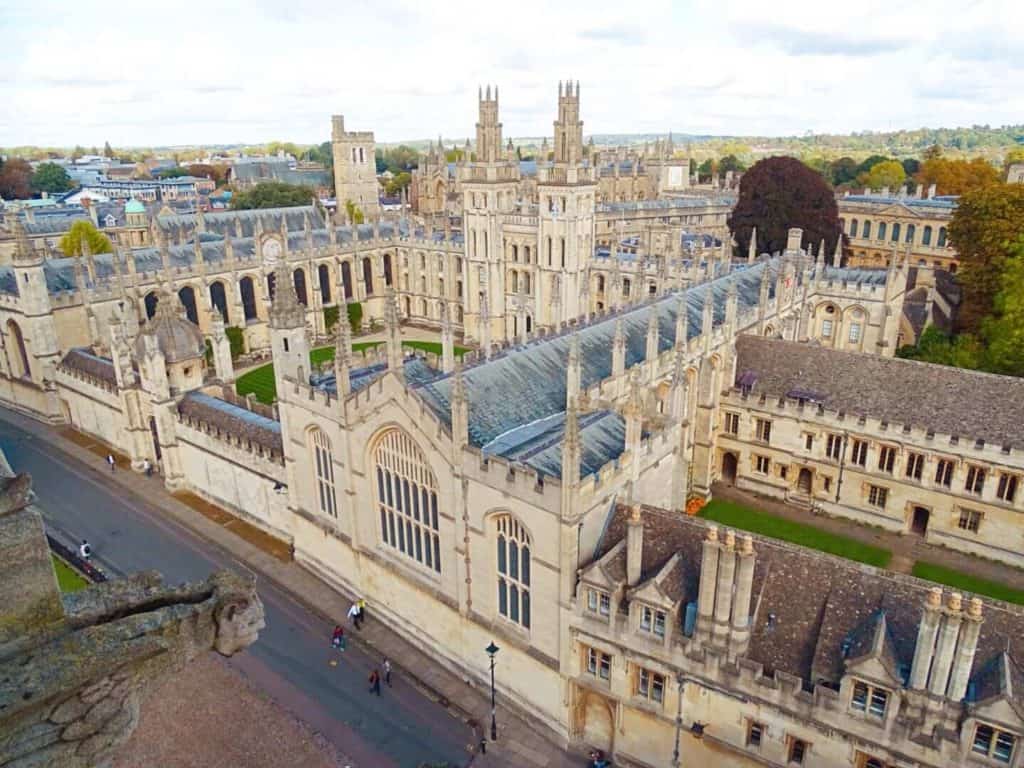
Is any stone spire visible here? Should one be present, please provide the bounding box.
[624,368,643,450]
[561,399,581,489]
[670,345,689,420]
[12,217,38,265]
[725,281,738,329]
[645,306,659,362]
[451,360,468,451]
[612,317,626,379]
[674,293,689,351]
[333,314,352,397]
[833,234,843,266]
[747,227,757,263]
[269,263,304,329]
[479,286,492,359]
[701,284,714,348]
[566,333,581,405]
[384,288,403,372]
[440,300,455,373]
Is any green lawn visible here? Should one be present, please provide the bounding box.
[52,555,89,592]
[699,499,892,568]
[911,561,1024,605]
[236,341,470,404]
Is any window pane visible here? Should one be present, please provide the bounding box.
[377,467,385,500]
[522,590,530,628]
[431,492,439,529]
[412,483,420,519]
[403,480,411,516]
[522,546,531,586]
[434,535,441,572]
[510,584,519,622]
[509,541,519,580]
[385,470,393,506]
[380,507,388,541]
[498,578,508,616]
[497,535,506,574]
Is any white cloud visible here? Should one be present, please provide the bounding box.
[0,0,1021,146]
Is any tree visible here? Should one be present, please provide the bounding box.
[901,158,920,177]
[158,167,189,179]
[71,145,85,160]
[922,144,943,161]
[856,154,892,176]
[58,220,113,257]
[231,181,314,210]
[828,156,859,187]
[186,163,227,183]
[948,183,1024,332]
[728,156,842,260]
[344,199,365,224]
[977,236,1024,376]
[30,162,72,195]
[1004,147,1024,171]
[896,326,984,370]
[0,158,32,199]
[916,157,1000,196]
[384,171,412,197]
[103,141,114,158]
[718,155,745,174]
[864,160,906,191]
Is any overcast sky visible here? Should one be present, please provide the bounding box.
[1,0,1021,148]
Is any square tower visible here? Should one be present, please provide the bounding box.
[331,115,381,220]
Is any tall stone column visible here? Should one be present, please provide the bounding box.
[712,530,736,646]
[696,526,720,643]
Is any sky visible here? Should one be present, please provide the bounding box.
[1,0,1022,148]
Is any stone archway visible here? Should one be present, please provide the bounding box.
[581,691,614,755]
[721,451,738,484]
[797,467,812,493]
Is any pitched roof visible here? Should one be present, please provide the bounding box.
[594,504,1024,690]
[59,348,117,386]
[734,335,1024,449]
[177,392,282,455]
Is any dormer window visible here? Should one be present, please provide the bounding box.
[973,724,1016,764]
[851,680,889,718]
[639,605,666,637]
[587,588,611,617]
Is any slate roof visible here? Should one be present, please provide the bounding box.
[177,391,282,455]
[594,504,1024,692]
[154,205,322,240]
[59,348,117,386]
[734,335,1024,449]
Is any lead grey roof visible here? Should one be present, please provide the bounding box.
[59,348,117,386]
[177,391,282,455]
[734,335,1024,449]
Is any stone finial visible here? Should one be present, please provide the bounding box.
[630,503,642,523]
[947,591,963,612]
[740,534,754,555]
[706,525,718,542]
[967,597,983,619]
[926,586,943,608]
[724,529,736,549]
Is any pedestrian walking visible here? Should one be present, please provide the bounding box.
[78,539,91,560]
[106,454,115,472]
[331,625,346,651]
[348,601,361,630]
[143,458,153,477]
[368,668,381,696]
[358,598,367,626]
[383,658,392,687]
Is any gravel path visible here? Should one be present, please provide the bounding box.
[114,654,354,768]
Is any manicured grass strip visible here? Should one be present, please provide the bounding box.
[699,499,892,568]
[911,561,1024,605]
[236,341,471,404]
[52,555,89,592]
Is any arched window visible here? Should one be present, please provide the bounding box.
[362,257,374,295]
[341,261,354,300]
[403,296,411,315]
[239,276,257,321]
[512,244,519,262]
[906,224,915,244]
[318,264,331,303]
[310,428,337,518]
[597,275,605,292]
[178,286,199,325]
[7,320,30,379]
[374,429,441,573]
[862,220,872,239]
[209,281,229,323]
[495,514,531,628]
[877,222,887,241]
[293,268,308,306]
[891,223,900,242]
[546,236,552,266]
[850,219,858,238]
[144,292,159,319]
[524,246,531,264]
[923,225,933,246]
[560,237,566,268]
[523,273,531,293]
[383,254,393,287]
[938,227,947,247]
[510,271,519,293]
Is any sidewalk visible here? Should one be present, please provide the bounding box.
[713,482,1024,589]
[8,409,580,768]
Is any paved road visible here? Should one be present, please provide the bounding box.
[0,415,475,768]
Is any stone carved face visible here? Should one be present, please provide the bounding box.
[214,592,266,656]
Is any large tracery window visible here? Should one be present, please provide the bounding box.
[374,429,441,573]
[310,428,337,517]
[495,514,531,628]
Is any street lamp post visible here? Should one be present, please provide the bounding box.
[672,673,684,767]
[486,641,500,741]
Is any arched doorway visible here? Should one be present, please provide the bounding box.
[6,320,30,379]
[178,285,199,325]
[797,467,812,493]
[722,452,738,483]
[209,281,229,323]
[293,268,308,306]
[911,506,930,536]
[239,276,257,322]
[318,264,331,303]
[581,692,614,755]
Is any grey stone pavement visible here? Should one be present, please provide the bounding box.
[0,407,580,768]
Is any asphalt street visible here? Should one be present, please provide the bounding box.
[0,414,475,768]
